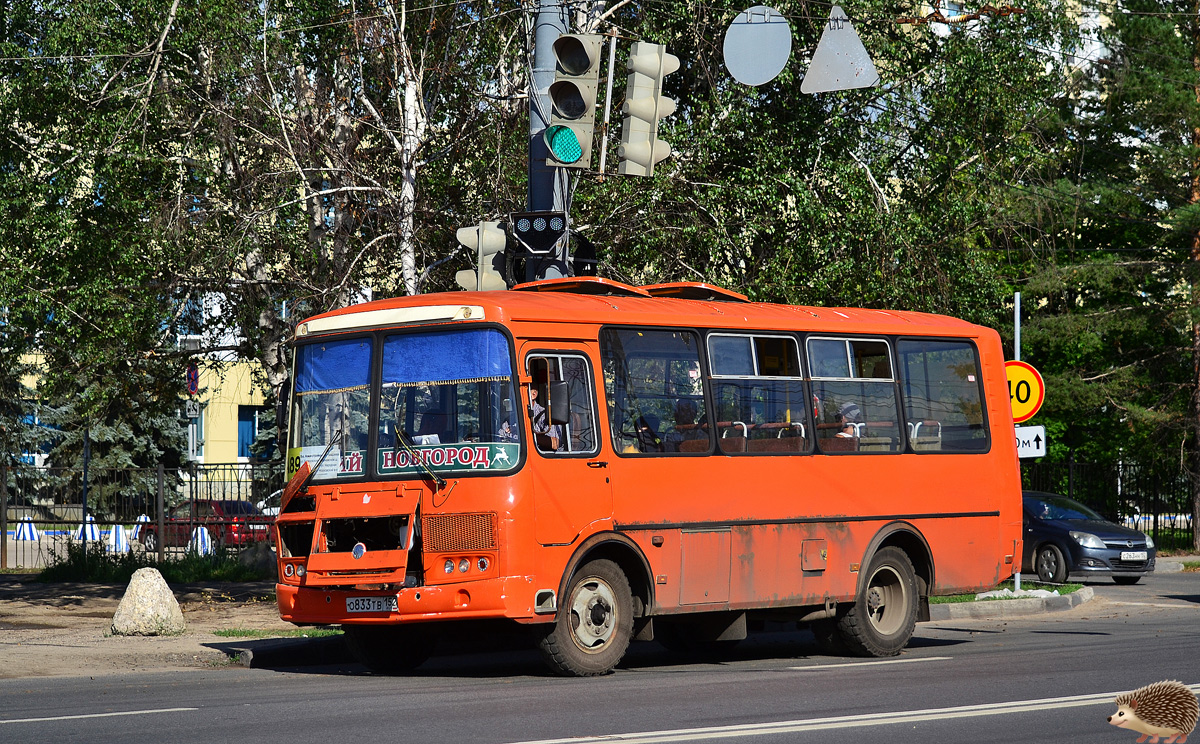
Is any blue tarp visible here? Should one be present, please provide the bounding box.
[295,337,373,393]
[382,329,512,386]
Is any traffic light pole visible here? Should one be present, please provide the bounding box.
[529,0,567,215]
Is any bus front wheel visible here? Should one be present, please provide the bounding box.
[836,546,918,657]
[343,624,435,673]
[538,559,633,676]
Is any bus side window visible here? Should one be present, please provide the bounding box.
[525,353,600,456]
[708,333,810,456]
[600,328,711,456]
[897,339,988,453]
[808,337,901,454]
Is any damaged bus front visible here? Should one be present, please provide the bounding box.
[274,320,530,668]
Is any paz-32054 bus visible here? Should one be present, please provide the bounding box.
[273,277,1022,676]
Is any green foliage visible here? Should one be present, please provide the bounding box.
[37,542,272,583]
[569,0,1075,327]
[990,0,1200,474]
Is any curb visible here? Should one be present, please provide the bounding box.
[220,635,350,669]
[929,586,1094,621]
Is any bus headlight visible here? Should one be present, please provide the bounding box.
[459,558,470,573]
[283,563,295,578]
[477,557,489,572]
[444,559,455,574]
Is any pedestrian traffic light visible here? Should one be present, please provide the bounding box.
[454,220,508,291]
[546,34,603,169]
[618,41,679,177]
[511,211,568,256]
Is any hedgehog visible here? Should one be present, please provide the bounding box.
[1107,681,1199,744]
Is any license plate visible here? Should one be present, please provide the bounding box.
[1120,551,1147,561]
[346,596,398,613]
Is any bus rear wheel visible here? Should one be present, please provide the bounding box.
[836,547,918,657]
[538,559,633,676]
[343,624,436,673]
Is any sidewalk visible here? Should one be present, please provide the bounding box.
[929,554,1196,621]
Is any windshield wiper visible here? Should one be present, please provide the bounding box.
[394,425,447,489]
[280,430,343,513]
[303,430,344,492]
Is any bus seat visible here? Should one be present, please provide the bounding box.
[912,436,942,451]
[679,439,709,453]
[718,437,746,453]
[746,437,805,453]
[820,436,857,452]
[857,436,894,452]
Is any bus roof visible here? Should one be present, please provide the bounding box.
[295,278,986,340]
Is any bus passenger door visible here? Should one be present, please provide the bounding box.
[522,347,613,545]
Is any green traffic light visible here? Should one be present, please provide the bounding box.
[544,124,582,165]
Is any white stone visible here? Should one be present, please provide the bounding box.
[110,567,186,636]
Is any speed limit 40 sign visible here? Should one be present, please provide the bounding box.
[1005,360,1045,423]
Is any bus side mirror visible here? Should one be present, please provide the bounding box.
[548,381,570,425]
[276,378,291,433]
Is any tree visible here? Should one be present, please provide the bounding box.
[990,0,1200,546]
[0,1,532,457]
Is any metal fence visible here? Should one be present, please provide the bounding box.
[1022,460,1195,548]
[0,462,285,570]
[3,459,1194,570]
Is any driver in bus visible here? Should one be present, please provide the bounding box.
[528,384,562,452]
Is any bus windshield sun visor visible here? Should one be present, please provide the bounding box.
[382,328,512,387]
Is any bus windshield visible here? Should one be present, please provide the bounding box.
[290,327,521,480]
[377,328,520,477]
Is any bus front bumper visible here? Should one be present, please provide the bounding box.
[277,575,546,626]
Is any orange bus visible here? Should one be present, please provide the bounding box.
[274,277,1022,675]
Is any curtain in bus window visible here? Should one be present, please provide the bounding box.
[897,339,988,452]
[381,328,511,385]
[295,337,371,393]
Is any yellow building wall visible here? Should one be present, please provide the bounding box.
[197,360,269,463]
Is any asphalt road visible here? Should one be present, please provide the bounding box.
[1,571,1197,744]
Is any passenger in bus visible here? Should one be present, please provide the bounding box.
[635,413,663,452]
[528,385,562,452]
[836,401,862,438]
[664,399,704,451]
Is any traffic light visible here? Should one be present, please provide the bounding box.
[618,41,679,177]
[545,34,603,169]
[511,211,568,256]
[454,220,508,291]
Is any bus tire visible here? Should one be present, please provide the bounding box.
[837,546,918,657]
[538,559,633,676]
[343,624,435,673]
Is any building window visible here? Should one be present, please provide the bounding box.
[237,406,271,459]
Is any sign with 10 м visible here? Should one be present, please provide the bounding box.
[1015,425,1046,459]
[1005,360,1045,423]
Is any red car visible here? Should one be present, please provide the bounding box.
[139,500,273,552]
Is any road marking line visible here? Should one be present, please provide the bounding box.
[787,656,952,670]
[0,707,198,725]
[511,685,1200,744]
